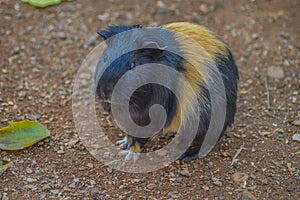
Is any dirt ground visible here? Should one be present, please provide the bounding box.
[0,0,299,199]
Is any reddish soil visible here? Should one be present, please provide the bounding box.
[0,0,299,199]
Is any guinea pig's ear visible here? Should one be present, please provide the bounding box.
[97,29,111,40]
[136,40,167,58]
[141,41,167,50]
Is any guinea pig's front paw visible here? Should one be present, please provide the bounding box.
[119,142,141,161]
[116,136,129,149]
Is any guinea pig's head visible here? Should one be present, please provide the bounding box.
[95,25,184,126]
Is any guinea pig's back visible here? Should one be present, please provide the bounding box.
[162,22,239,134]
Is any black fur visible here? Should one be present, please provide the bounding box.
[97,25,142,39]
[96,25,186,147]
[216,50,239,128]
[179,49,239,162]
[97,49,185,125]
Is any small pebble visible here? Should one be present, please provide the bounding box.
[2,195,9,200]
[27,185,37,190]
[267,66,284,78]
[65,138,79,147]
[39,193,47,199]
[242,191,257,200]
[87,163,94,168]
[26,167,33,174]
[199,4,208,13]
[26,177,37,183]
[243,195,252,200]
[251,33,260,40]
[80,190,88,194]
[212,177,222,186]
[107,167,113,173]
[98,13,109,21]
[42,184,51,190]
[69,182,76,188]
[167,191,178,198]
[147,183,156,190]
[280,31,289,39]
[84,40,95,47]
[292,119,300,126]
[100,190,107,195]
[156,1,165,8]
[72,178,80,183]
[249,174,256,180]
[14,3,20,11]
[51,189,59,194]
[292,134,300,142]
[57,32,67,40]
[179,169,190,177]
[287,184,296,191]
[57,149,65,154]
[283,59,290,66]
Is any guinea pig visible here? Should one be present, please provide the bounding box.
[95,22,239,162]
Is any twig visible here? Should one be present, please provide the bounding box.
[264,77,271,109]
[231,145,247,165]
[265,111,280,120]
[271,160,283,168]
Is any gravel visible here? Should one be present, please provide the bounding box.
[0,0,299,199]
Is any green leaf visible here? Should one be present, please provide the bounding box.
[0,120,50,150]
[21,0,62,8]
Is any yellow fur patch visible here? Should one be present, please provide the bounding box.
[164,22,227,60]
[130,141,141,153]
[163,104,181,133]
[125,135,141,153]
[162,22,227,133]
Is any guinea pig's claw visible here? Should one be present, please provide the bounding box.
[117,137,141,161]
[119,150,140,161]
[116,136,128,145]
[116,136,128,149]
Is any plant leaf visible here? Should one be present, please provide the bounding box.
[0,120,50,150]
[21,0,62,8]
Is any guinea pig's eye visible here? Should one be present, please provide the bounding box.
[129,61,136,69]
